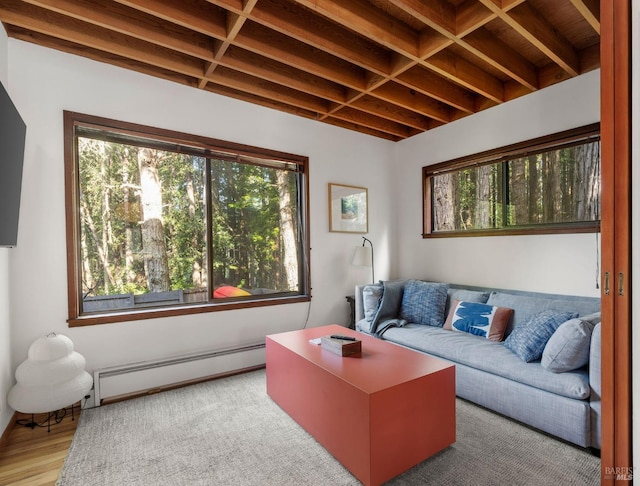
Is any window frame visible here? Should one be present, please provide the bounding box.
[64,111,311,327]
[422,123,601,238]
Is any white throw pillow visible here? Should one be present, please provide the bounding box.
[362,284,383,322]
[541,318,595,373]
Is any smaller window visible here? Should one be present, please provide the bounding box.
[423,124,600,237]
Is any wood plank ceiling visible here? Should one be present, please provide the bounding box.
[0,0,600,141]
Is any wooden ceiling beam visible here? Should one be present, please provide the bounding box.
[216,0,461,129]
[234,22,367,91]
[478,0,580,76]
[291,0,505,107]
[203,74,408,141]
[324,79,443,132]
[210,65,330,114]
[462,28,537,90]
[290,0,419,57]
[371,82,451,123]
[349,96,432,131]
[115,0,227,38]
[394,66,475,114]
[115,0,369,93]
[21,0,215,62]
[231,0,391,75]
[392,0,536,90]
[324,105,414,139]
[425,50,504,103]
[0,0,205,78]
[387,0,456,36]
[320,116,401,141]
[201,80,401,141]
[570,0,600,35]
[455,0,495,37]
[200,0,258,87]
[210,58,418,138]
[219,45,347,104]
[5,24,201,87]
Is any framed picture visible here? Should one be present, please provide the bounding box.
[328,183,368,233]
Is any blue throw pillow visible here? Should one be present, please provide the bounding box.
[504,310,577,362]
[399,280,449,327]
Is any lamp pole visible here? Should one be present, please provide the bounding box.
[360,236,375,283]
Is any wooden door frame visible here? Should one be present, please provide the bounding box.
[600,0,633,483]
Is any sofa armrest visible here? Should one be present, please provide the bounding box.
[589,322,601,396]
[589,322,601,449]
[354,285,367,322]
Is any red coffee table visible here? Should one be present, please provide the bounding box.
[266,324,455,486]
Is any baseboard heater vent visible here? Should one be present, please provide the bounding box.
[93,342,265,406]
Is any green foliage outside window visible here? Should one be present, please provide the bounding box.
[67,113,309,320]
[424,125,600,237]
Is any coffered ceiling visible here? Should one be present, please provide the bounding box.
[0,0,600,141]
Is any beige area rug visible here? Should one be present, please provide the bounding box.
[57,369,599,485]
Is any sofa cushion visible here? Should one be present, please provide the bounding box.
[379,324,590,400]
[362,284,383,322]
[399,280,448,327]
[449,289,490,303]
[486,291,600,337]
[445,288,490,317]
[443,300,513,342]
[541,318,595,373]
[504,310,578,362]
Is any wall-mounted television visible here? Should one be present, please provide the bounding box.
[0,79,26,247]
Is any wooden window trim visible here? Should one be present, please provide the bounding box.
[64,111,311,327]
[422,123,601,238]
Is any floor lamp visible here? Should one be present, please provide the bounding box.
[352,236,375,283]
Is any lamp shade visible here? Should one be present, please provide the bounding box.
[8,333,92,414]
[351,245,372,267]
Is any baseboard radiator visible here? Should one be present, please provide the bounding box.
[92,343,265,406]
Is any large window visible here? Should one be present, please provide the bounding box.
[64,112,310,326]
[423,124,600,237]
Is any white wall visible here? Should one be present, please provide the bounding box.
[0,25,14,436]
[393,70,601,298]
[6,41,394,393]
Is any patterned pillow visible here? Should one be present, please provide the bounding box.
[362,284,383,322]
[541,318,595,372]
[504,310,577,362]
[399,280,449,327]
[443,300,513,342]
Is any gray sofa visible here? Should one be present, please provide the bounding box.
[354,281,601,450]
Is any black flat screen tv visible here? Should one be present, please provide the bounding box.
[0,79,26,247]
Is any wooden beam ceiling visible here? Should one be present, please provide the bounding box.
[0,0,600,141]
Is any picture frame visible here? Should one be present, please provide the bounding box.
[328,183,368,233]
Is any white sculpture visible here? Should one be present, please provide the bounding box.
[8,332,93,414]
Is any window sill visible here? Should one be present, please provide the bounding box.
[68,294,311,327]
[423,222,600,238]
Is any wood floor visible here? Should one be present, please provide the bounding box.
[0,409,79,486]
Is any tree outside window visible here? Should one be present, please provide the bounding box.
[65,112,310,326]
[423,124,600,237]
